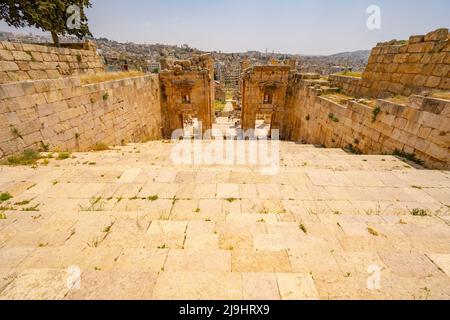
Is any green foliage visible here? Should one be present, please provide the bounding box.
[336,71,363,78]
[6,149,40,166]
[393,149,425,166]
[0,192,13,202]
[22,204,40,212]
[39,141,50,152]
[79,196,104,211]
[214,100,226,112]
[14,199,31,206]
[345,144,362,155]
[328,113,339,122]
[0,0,92,45]
[57,152,71,160]
[371,106,381,122]
[102,92,109,100]
[10,127,22,138]
[410,208,429,217]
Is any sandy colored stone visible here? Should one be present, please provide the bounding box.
[153,272,242,300]
[184,234,219,250]
[148,221,187,235]
[242,273,280,300]
[65,271,158,300]
[164,249,231,272]
[232,251,291,273]
[217,183,240,199]
[277,273,319,300]
[426,254,450,277]
[113,249,168,272]
[0,269,69,300]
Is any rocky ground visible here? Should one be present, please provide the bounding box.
[0,141,449,299]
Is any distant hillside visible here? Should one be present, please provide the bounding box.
[328,50,371,61]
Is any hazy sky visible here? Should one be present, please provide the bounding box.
[1,0,449,55]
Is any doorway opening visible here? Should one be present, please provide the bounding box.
[255,113,272,138]
[180,114,199,138]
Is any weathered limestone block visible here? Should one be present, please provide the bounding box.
[431,64,449,77]
[425,76,442,88]
[429,53,447,66]
[412,74,427,87]
[2,82,25,98]
[0,49,14,61]
[0,71,9,82]
[29,61,46,70]
[409,35,425,44]
[0,61,19,72]
[31,52,44,62]
[424,28,449,41]
[11,51,32,61]
[27,70,48,80]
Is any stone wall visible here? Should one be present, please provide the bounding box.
[328,74,363,96]
[330,28,450,98]
[0,75,161,158]
[286,76,449,169]
[241,65,291,137]
[159,54,215,138]
[0,40,104,84]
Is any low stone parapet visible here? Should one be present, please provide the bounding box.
[0,74,161,159]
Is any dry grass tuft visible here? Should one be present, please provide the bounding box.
[80,71,145,85]
[335,71,363,78]
[430,91,450,101]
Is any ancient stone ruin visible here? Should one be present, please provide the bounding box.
[1,29,449,169]
[0,28,449,300]
[159,54,215,138]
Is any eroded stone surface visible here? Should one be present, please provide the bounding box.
[0,141,449,300]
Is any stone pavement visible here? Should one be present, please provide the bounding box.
[0,141,449,300]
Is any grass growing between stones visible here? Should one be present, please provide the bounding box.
[0,192,13,202]
[393,149,425,166]
[367,227,379,236]
[299,223,307,234]
[91,143,109,151]
[21,204,40,212]
[3,149,41,166]
[79,197,105,212]
[335,71,363,78]
[79,71,145,85]
[410,208,429,217]
[56,152,71,160]
[14,199,31,206]
[328,113,339,122]
[371,106,381,122]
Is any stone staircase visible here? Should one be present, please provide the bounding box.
[0,141,449,299]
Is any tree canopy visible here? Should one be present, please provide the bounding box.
[0,0,92,45]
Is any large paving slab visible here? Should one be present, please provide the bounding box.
[0,141,449,300]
